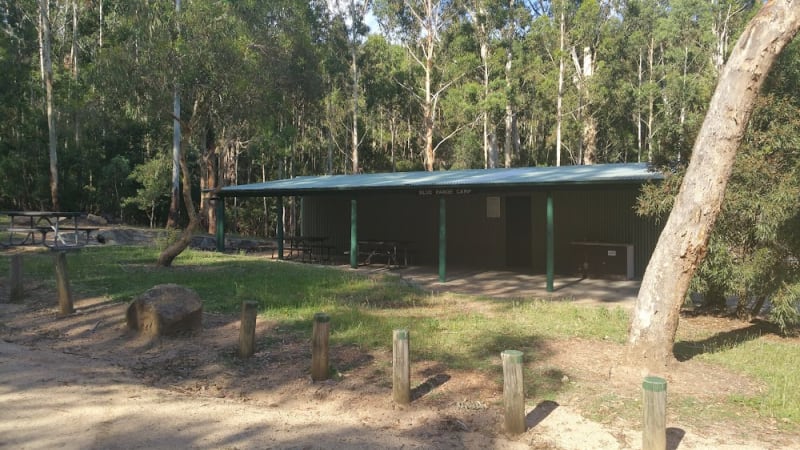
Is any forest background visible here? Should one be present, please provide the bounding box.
[1,0,799,330]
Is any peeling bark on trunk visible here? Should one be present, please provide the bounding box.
[626,1,800,373]
[423,41,435,171]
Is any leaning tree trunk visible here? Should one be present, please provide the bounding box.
[157,139,211,267]
[627,1,800,373]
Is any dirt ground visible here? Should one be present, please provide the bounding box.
[1,275,799,449]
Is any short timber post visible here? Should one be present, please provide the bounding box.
[546,191,554,292]
[239,301,258,358]
[438,197,447,282]
[392,329,411,405]
[311,312,331,381]
[9,254,23,303]
[642,376,667,450]
[215,196,225,253]
[54,251,74,316]
[502,350,525,435]
[350,199,358,269]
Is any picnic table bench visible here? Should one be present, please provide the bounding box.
[272,236,334,263]
[2,211,97,249]
[357,240,412,268]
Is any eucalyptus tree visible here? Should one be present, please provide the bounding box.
[500,0,530,167]
[0,0,44,208]
[38,0,59,209]
[458,0,527,169]
[619,0,664,162]
[360,34,418,171]
[637,39,800,333]
[329,0,371,174]
[627,2,800,371]
[463,0,499,167]
[374,0,462,171]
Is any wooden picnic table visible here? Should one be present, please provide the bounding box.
[357,239,411,267]
[2,211,97,249]
[280,235,333,263]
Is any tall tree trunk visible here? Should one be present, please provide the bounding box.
[423,35,435,171]
[503,2,515,169]
[202,128,217,234]
[626,1,800,373]
[351,42,360,173]
[39,0,59,210]
[637,48,643,163]
[482,39,491,168]
[167,0,181,229]
[71,0,80,169]
[555,8,565,167]
[99,0,103,48]
[647,38,655,162]
[572,46,596,165]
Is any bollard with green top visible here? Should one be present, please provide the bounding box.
[642,375,667,450]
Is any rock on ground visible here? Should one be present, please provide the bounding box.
[126,284,203,337]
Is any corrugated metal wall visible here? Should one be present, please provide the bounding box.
[302,186,662,278]
[547,188,661,277]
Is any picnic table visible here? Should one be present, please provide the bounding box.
[278,236,333,263]
[357,240,411,268]
[2,211,97,249]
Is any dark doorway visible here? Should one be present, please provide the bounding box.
[506,196,532,268]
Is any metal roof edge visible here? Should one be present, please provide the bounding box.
[218,163,663,197]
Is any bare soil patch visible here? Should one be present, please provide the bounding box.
[1,278,798,449]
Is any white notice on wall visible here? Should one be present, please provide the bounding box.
[607,250,617,256]
[487,197,501,218]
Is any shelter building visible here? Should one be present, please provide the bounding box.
[216,163,664,291]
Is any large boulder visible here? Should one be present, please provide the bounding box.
[126,284,203,337]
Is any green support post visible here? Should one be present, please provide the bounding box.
[350,199,358,268]
[215,196,225,253]
[439,197,447,282]
[546,191,554,292]
[277,196,284,260]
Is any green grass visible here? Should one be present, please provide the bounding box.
[1,245,798,430]
[697,339,800,425]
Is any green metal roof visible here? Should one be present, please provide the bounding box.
[219,163,662,197]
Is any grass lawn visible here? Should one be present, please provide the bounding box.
[1,245,798,434]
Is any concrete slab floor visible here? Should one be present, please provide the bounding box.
[367,265,641,309]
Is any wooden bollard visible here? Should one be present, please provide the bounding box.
[54,251,74,316]
[392,329,410,404]
[502,350,525,434]
[239,301,258,358]
[311,313,330,381]
[642,376,667,450]
[9,254,23,303]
